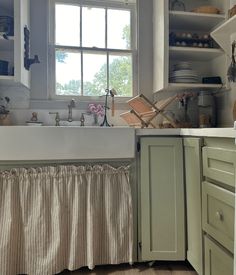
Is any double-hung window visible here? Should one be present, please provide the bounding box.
[49,0,137,99]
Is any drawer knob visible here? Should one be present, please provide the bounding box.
[216,211,224,221]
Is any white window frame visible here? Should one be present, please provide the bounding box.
[48,0,137,102]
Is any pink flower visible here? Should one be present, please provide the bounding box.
[88,103,104,117]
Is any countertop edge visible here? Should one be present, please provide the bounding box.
[136,128,236,138]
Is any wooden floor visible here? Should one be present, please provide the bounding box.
[58,262,197,274]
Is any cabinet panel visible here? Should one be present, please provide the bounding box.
[184,138,203,275]
[204,236,233,275]
[14,0,30,88]
[202,147,236,188]
[153,0,169,92]
[202,181,235,253]
[140,137,185,260]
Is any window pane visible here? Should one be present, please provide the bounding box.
[82,7,105,48]
[83,53,107,96]
[56,50,81,96]
[107,9,131,49]
[56,4,80,46]
[109,54,132,97]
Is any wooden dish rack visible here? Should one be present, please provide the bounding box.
[120,94,179,128]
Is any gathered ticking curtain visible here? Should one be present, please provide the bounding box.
[0,164,133,275]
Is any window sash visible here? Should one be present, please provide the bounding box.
[49,0,137,99]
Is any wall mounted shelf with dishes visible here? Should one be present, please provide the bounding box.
[153,0,229,93]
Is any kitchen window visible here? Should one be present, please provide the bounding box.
[49,0,137,99]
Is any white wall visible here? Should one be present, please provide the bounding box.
[216,84,236,127]
[231,0,236,7]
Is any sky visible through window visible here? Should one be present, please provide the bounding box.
[55,4,132,96]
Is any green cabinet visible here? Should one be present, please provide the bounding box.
[202,146,236,189]
[139,137,185,261]
[202,181,235,253]
[204,236,233,275]
[202,138,236,275]
[184,138,203,275]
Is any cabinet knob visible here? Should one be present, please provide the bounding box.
[216,211,224,221]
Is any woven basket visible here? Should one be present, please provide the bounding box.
[192,6,221,14]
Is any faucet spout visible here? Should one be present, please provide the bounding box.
[68,99,76,122]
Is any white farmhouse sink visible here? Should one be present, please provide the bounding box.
[0,126,135,161]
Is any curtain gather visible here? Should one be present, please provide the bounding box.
[0,164,133,275]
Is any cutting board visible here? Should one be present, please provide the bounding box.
[233,101,236,121]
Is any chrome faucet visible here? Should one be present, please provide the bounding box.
[68,99,76,122]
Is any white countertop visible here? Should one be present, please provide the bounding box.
[136,127,236,138]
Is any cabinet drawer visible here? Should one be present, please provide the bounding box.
[202,181,235,253]
[204,236,233,275]
[202,146,236,188]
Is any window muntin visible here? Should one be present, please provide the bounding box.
[51,0,136,98]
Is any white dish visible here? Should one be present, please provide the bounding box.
[170,75,198,79]
[170,79,199,83]
[173,62,192,70]
[170,75,199,79]
[170,76,199,80]
[171,70,198,76]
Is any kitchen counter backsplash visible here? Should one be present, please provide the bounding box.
[5,109,128,126]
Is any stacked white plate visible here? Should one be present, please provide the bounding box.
[170,62,199,83]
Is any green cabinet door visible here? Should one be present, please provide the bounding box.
[140,137,185,261]
[204,236,233,275]
[184,138,203,275]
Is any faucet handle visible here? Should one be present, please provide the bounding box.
[80,113,85,126]
[49,112,60,126]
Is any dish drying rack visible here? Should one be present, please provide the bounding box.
[120,94,179,128]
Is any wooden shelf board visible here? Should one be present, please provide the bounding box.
[211,15,236,55]
[167,83,223,91]
[0,75,15,86]
[169,11,226,31]
[169,46,223,61]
